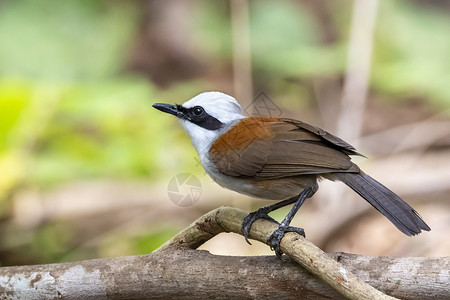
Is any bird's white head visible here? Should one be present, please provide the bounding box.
[153,91,245,157]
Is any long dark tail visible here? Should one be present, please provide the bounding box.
[334,172,430,236]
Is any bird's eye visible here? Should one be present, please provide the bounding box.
[193,106,204,116]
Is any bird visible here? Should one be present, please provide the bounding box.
[153,91,430,257]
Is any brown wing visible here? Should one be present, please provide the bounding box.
[209,117,361,179]
[281,118,364,157]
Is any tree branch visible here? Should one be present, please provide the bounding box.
[157,206,396,299]
[0,207,448,299]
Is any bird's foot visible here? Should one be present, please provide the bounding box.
[267,225,305,258]
[242,208,279,245]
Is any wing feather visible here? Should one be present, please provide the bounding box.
[209,117,361,179]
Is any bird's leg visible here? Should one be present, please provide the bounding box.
[267,187,314,257]
[241,196,299,245]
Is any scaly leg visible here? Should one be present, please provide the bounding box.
[241,195,301,245]
[267,187,314,257]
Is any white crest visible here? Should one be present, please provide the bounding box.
[179,91,245,160]
[182,92,244,124]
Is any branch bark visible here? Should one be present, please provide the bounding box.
[156,206,395,299]
[0,207,448,299]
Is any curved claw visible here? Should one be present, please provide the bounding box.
[241,209,279,245]
[241,214,255,245]
[267,226,305,258]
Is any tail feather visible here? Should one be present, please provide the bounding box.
[335,172,430,236]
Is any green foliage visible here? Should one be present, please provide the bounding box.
[250,0,345,77]
[0,80,32,151]
[373,1,450,107]
[132,227,181,254]
[0,0,139,80]
[30,221,74,263]
[0,0,448,265]
[0,0,203,195]
[191,1,232,60]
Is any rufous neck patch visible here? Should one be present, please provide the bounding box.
[210,117,281,153]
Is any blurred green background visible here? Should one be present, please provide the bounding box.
[0,0,449,266]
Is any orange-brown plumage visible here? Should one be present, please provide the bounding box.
[210,117,281,153]
[209,117,361,179]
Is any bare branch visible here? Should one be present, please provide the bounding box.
[1,207,448,299]
[156,206,397,299]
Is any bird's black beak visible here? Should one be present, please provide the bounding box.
[153,103,182,118]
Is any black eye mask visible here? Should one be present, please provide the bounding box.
[177,105,224,131]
